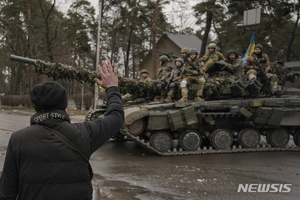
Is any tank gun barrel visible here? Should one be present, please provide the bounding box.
[11,54,37,65]
[10,54,157,99]
[10,54,99,85]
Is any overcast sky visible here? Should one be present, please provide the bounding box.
[57,0,199,33]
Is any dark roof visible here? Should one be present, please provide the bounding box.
[284,61,300,68]
[166,33,202,54]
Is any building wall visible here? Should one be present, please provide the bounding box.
[139,37,181,79]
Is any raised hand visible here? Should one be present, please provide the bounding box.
[94,60,118,89]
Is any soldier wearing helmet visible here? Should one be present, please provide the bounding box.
[178,48,206,102]
[156,55,174,100]
[140,69,152,83]
[164,57,185,102]
[180,47,190,60]
[197,43,225,72]
[244,44,278,93]
[224,50,243,76]
[156,55,173,80]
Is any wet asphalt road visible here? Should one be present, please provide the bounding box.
[0,111,299,200]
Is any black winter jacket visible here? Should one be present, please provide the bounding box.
[0,86,124,200]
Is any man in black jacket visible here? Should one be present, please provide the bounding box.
[0,60,124,200]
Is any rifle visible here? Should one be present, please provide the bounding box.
[156,51,179,59]
[255,60,273,95]
[165,68,175,89]
[185,59,209,82]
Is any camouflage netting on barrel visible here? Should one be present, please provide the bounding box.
[34,60,158,99]
[35,60,99,84]
[118,79,157,99]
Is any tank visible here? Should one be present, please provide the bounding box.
[10,55,300,155]
[119,96,300,155]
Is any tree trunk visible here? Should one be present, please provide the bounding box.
[73,25,78,65]
[39,0,56,62]
[286,9,299,61]
[125,23,133,77]
[11,21,19,95]
[152,0,160,77]
[26,0,35,91]
[200,11,213,57]
[132,42,135,79]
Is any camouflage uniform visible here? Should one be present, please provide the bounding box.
[197,43,225,73]
[198,51,225,72]
[224,50,244,76]
[156,56,173,98]
[165,58,184,102]
[244,48,278,91]
[180,54,206,102]
[156,62,173,80]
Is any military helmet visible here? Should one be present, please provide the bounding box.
[226,50,239,60]
[207,43,217,49]
[140,69,149,75]
[180,47,190,54]
[175,57,184,65]
[255,44,263,50]
[159,55,169,62]
[188,48,198,54]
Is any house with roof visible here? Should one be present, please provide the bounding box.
[138,33,203,78]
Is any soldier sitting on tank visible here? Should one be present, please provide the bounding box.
[244,44,278,94]
[179,48,206,102]
[197,43,225,73]
[164,58,185,102]
[140,69,152,83]
[224,50,243,76]
[156,55,173,101]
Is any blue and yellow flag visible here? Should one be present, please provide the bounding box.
[243,32,255,65]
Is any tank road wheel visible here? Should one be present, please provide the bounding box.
[126,118,145,136]
[179,130,202,151]
[294,131,300,146]
[267,128,290,147]
[210,129,233,150]
[238,128,260,148]
[150,131,172,152]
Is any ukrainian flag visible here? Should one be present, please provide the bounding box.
[243,32,255,65]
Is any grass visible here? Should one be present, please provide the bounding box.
[0,105,88,115]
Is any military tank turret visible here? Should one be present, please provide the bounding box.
[11,55,300,155]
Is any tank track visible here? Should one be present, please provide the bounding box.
[85,107,300,156]
[119,112,300,156]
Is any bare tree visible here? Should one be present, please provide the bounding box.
[39,0,58,62]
